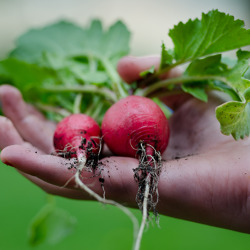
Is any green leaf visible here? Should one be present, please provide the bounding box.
[9,19,130,66]
[245,68,250,80]
[84,19,104,54]
[102,20,130,59]
[6,19,130,100]
[243,88,250,102]
[139,65,155,77]
[169,9,250,62]
[10,21,86,64]
[216,101,250,140]
[181,82,208,102]
[74,70,108,84]
[183,53,249,102]
[209,81,240,101]
[0,58,54,89]
[184,54,227,76]
[237,49,250,61]
[160,43,173,69]
[224,58,250,99]
[28,204,76,246]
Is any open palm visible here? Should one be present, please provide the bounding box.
[0,56,249,234]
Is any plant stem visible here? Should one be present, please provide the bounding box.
[73,94,82,114]
[138,61,184,87]
[42,85,117,103]
[91,102,104,122]
[35,103,71,117]
[140,75,227,97]
[84,96,100,117]
[99,56,128,99]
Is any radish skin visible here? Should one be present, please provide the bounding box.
[102,95,170,158]
[53,114,101,163]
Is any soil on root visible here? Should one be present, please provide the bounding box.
[53,136,103,182]
[133,141,162,218]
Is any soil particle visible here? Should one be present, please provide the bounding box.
[99,177,105,183]
[91,138,97,147]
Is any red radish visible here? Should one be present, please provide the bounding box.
[53,113,140,250]
[102,95,170,158]
[102,95,170,250]
[53,114,101,166]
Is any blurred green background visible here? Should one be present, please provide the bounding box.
[1,0,250,249]
[1,160,250,250]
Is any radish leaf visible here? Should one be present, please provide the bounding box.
[28,203,76,246]
[169,9,250,62]
[216,101,250,140]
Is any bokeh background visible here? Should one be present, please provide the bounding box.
[0,0,250,249]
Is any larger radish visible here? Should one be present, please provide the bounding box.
[102,95,170,158]
[102,95,170,249]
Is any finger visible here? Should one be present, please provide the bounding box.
[0,85,54,153]
[2,144,250,233]
[26,104,57,131]
[117,55,161,83]
[117,55,182,84]
[117,56,189,110]
[0,145,139,205]
[0,116,24,148]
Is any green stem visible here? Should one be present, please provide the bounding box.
[35,103,71,117]
[91,102,104,122]
[139,75,227,97]
[99,56,128,99]
[42,85,117,103]
[138,61,184,87]
[73,94,82,114]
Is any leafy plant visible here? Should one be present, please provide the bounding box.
[0,9,250,247]
[1,10,249,138]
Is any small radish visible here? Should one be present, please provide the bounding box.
[102,95,170,250]
[53,114,101,168]
[53,113,140,246]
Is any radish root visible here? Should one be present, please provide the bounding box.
[74,164,140,250]
[133,142,162,250]
[59,138,140,250]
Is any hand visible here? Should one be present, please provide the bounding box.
[0,56,250,234]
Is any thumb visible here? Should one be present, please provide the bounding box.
[117,55,161,83]
[117,55,190,110]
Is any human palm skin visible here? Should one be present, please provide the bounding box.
[0,56,249,234]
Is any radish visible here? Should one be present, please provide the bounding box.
[53,114,103,191]
[53,113,140,248]
[102,95,170,249]
[102,95,170,158]
[53,113,101,168]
